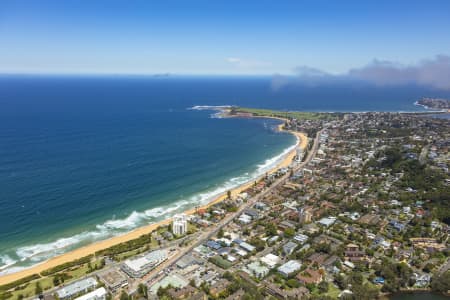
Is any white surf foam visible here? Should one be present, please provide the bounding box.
[188,105,232,111]
[2,133,298,275]
[0,255,17,271]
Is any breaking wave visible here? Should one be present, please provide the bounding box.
[0,132,298,275]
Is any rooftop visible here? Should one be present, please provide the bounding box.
[56,277,97,299]
[150,274,189,294]
[278,260,302,275]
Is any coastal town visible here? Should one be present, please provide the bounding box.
[1,108,449,300]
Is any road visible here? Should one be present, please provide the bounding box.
[35,128,324,299]
[129,128,325,295]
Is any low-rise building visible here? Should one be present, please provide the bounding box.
[318,217,337,227]
[121,249,167,278]
[150,274,189,295]
[98,269,128,293]
[260,253,281,269]
[74,287,107,300]
[293,233,309,244]
[296,269,323,284]
[245,261,269,279]
[282,241,298,256]
[278,260,302,277]
[56,277,98,300]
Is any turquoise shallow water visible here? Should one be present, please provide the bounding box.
[0,75,448,274]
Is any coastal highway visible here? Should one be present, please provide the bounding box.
[129,128,325,295]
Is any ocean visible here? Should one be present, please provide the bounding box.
[0,75,448,274]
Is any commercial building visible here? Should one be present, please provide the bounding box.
[173,214,188,235]
[121,249,167,278]
[56,277,98,300]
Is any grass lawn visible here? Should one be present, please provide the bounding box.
[324,283,341,298]
[8,277,53,299]
[209,256,232,269]
[233,107,338,121]
[7,259,105,300]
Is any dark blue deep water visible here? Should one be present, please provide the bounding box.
[0,75,449,273]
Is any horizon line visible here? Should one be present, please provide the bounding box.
[0,71,285,78]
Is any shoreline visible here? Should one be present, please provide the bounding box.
[0,117,307,286]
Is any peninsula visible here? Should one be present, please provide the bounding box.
[416,98,450,111]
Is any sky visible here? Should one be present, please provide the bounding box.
[1,0,450,76]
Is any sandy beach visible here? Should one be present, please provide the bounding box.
[0,124,307,286]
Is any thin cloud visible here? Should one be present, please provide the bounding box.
[272,55,450,90]
[226,57,272,69]
[348,55,450,89]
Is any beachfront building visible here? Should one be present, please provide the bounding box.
[74,287,107,300]
[172,213,188,236]
[56,277,98,300]
[296,148,305,161]
[121,249,168,278]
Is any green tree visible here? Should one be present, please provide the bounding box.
[284,227,295,238]
[352,283,379,300]
[249,237,266,252]
[189,278,196,287]
[52,276,60,287]
[318,281,329,293]
[346,272,363,286]
[34,282,43,296]
[138,283,148,298]
[265,223,277,236]
[286,279,300,288]
[431,271,450,293]
[120,291,129,300]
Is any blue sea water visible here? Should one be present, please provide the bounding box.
[0,75,448,274]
